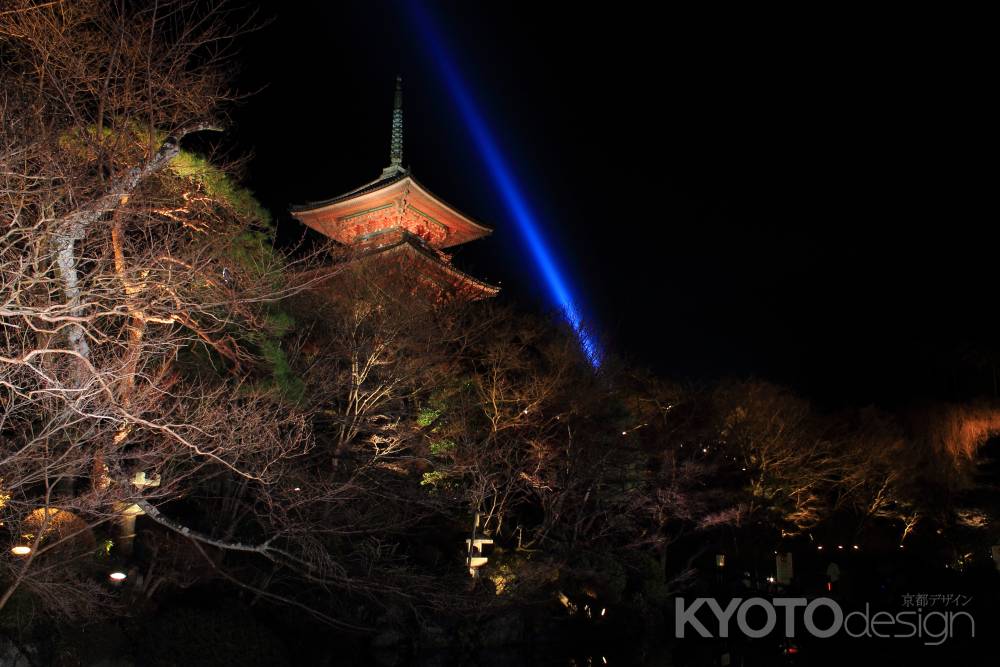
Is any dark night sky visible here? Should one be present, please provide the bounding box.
[228,2,993,407]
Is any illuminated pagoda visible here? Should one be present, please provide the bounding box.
[291,77,498,301]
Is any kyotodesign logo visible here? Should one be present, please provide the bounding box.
[675,597,975,646]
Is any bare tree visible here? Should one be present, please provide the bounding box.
[713,381,847,533]
[0,0,331,619]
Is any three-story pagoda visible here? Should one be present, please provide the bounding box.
[291,77,498,301]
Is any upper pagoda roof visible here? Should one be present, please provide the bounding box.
[291,171,492,249]
[291,76,493,250]
[293,171,410,209]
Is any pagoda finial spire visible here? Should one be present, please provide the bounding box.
[381,75,405,178]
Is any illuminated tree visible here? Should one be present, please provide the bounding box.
[712,382,842,533]
[414,313,739,602]
[0,0,324,619]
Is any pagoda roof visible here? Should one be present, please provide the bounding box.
[299,229,499,301]
[291,171,492,250]
[290,171,409,210]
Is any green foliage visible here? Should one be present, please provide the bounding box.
[417,407,442,428]
[170,150,271,226]
[210,203,298,400]
[259,337,305,403]
[239,307,303,403]
[230,229,281,283]
[418,385,464,428]
[58,125,272,229]
[99,538,114,557]
[265,309,296,338]
[420,471,448,488]
[429,439,456,456]
[57,123,114,151]
[173,152,283,288]
[487,552,560,597]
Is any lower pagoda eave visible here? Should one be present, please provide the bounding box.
[296,234,499,303]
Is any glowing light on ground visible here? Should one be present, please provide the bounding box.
[10,545,31,556]
[407,1,600,365]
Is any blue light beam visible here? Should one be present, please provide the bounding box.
[406,1,600,366]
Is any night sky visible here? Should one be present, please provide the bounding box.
[229,2,993,407]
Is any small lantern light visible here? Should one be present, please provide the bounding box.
[10,545,31,556]
[716,554,726,568]
[109,571,127,582]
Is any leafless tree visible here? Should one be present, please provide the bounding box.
[0,0,337,620]
[712,381,849,533]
